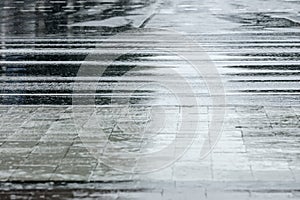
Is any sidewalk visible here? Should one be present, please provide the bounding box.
[0,105,299,182]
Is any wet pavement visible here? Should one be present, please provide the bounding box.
[0,0,300,199]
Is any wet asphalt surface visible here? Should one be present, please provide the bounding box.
[0,0,300,199]
[0,0,299,106]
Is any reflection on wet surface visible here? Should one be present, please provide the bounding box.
[0,1,300,197]
[1,0,300,105]
[0,0,155,35]
[0,0,158,104]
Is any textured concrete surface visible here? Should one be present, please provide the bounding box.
[0,105,299,183]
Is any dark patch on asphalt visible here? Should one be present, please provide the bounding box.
[219,13,300,28]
